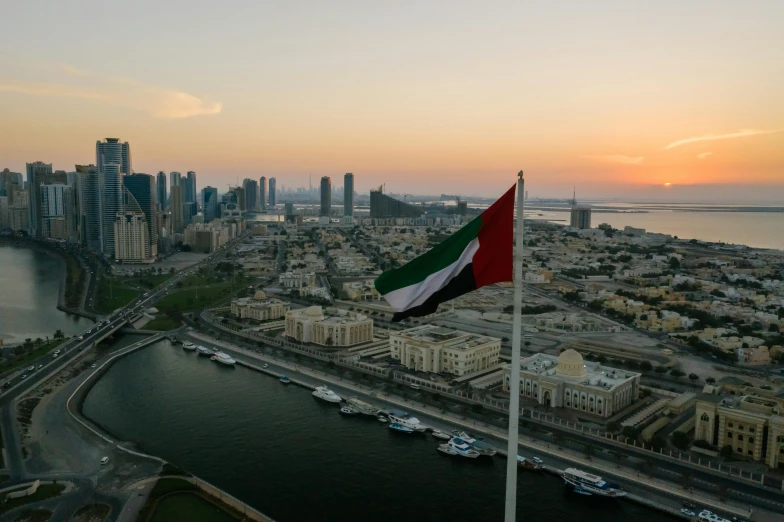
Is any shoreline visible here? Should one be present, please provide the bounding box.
[77,333,745,521]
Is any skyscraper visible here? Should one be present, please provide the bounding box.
[96,138,131,257]
[77,165,101,251]
[156,172,167,210]
[114,190,149,262]
[0,168,22,197]
[26,161,59,238]
[40,184,73,240]
[170,185,184,232]
[259,176,267,211]
[343,173,354,218]
[268,177,277,206]
[184,171,197,204]
[124,173,159,257]
[320,176,331,217]
[569,191,592,229]
[170,171,181,188]
[96,138,132,176]
[242,178,258,210]
[202,186,219,223]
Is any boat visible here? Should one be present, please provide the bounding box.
[312,386,342,403]
[456,431,496,456]
[387,410,427,432]
[197,346,213,356]
[697,511,731,522]
[182,342,196,351]
[346,397,379,416]
[210,352,236,365]
[680,508,696,517]
[389,422,413,434]
[437,444,458,456]
[447,437,480,458]
[431,430,451,441]
[562,468,626,497]
[377,416,388,423]
[339,406,358,415]
[516,456,543,471]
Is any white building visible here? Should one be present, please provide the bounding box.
[230,292,290,321]
[285,306,373,347]
[390,325,501,377]
[279,271,316,289]
[502,349,640,418]
[114,211,150,262]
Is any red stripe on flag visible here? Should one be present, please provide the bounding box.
[472,184,516,288]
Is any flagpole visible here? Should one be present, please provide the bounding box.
[504,170,525,522]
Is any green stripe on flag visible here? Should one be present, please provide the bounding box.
[374,215,482,295]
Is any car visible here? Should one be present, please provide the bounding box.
[100,456,109,465]
[54,349,61,355]
[77,336,84,341]
[87,329,92,334]
[262,364,269,369]
[37,365,43,370]
[21,375,27,379]
[27,366,35,371]
[91,364,97,368]
[2,382,8,388]
[143,292,149,296]
[53,354,59,358]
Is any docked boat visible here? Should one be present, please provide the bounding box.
[697,511,730,522]
[431,430,451,441]
[389,422,413,434]
[312,386,342,403]
[211,352,236,365]
[377,416,388,423]
[182,342,196,351]
[346,397,379,416]
[279,375,291,384]
[197,346,213,356]
[456,431,496,456]
[562,468,626,497]
[516,456,544,471]
[339,406,358,415]
[447,437,480,458]
[387,410,427,432]
[680,508,696,517]
[437,444,458,456]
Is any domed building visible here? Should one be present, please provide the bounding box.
[502,349,640,418]
[285,306,373,347]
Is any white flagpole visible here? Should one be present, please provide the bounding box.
[504,170,525,522]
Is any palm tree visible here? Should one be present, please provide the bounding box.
[54,329,64,340]
[34,337,43,348]
[582,444,594,461]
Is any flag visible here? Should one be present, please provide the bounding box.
[374,185,515,321]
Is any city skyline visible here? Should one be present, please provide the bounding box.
[1,2,782,202]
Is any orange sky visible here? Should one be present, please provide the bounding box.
[1,1,782,201]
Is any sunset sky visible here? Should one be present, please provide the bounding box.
[1,1,782,201]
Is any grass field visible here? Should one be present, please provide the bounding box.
[121,273,172,289]
[154,285,234,313]
[0,484,65,514]
[144,316,182,331]
[0,339,68,376]
[93,276,139,314]
[149,493,239,522]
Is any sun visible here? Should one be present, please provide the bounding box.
[664,182,672,187]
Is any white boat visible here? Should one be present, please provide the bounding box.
[447,437,480,458]
[562,468,626,497]
[197,346,213,356]
[516,456,543,471]
[437,444,458,456]
[182,342,196,351]
[389,422,413,434]
[431,430,451,441]
[210,352,236,365]
[377,416,388,423]
[312,386,342,403]
[697,511,731,522]
[339,406,358,415]
[455,431,496,456]
[346,397,379,416]
[387,410,427,432]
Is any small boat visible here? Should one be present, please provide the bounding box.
[517,456,544,471]
[346,397,379,416]
[437,444,458,456]
[447,437,480,458]
[279,375,291,384]
[377,416,388,423]
[197,346,213,356]
[339,407,358,415]
[211,352,236,365]
[312,386,342,403]
[697,511,731,522]
[182,342,196,351]
[389,422,413,434]
[680,508,696,517]
[562,468,626,497]
[456,431,496,456]
[431,430,451,441]
[410,383,420,390]
[387,410,427,432]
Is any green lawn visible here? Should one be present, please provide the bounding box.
[144,316,182,331]
[0,339,68,376]
[93,276,139,314]
[149,493,239,522]
[154,285,234,313]
[121,273,173,289]
[0,484,65,513]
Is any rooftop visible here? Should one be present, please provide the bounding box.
[517,352,639,391]
[393,325,498,350]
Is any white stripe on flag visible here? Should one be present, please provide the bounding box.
[383,238,479,312]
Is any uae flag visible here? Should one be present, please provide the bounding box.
[374,185,516,322]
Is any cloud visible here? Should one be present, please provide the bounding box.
[696,152,712,160]
[0,64,222,119]
[581,154,644,165]
[663,128,784,150]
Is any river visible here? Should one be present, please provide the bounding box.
[83,340,677,522]
[0,244,90,345]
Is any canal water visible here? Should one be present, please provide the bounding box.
[83,340,677,522]
[0,244,90,345]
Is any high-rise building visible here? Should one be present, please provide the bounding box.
[234,186,246,211]
[202,186,219,223]
[242,178,258,210]
[124,174,159,258]
[96,138,132,176]
[369,189,421,218]
[0,196,8,229]
[0,168,22,197]
[40,184,74,240]
[156,172,167,210]
[343,173,354,218]
[569,191,591,229]
[114,202,149,262]
[320,176,331,217]
[259,177,267,211]
[185,171,197,204]
[26,161,58,237]
[268,177,277,206]
[170,171,181,188]
[170,184,184,232]
[76,165,101,251]
[96,138,131,257]
[8,184,29,232]
[284,202,294,221]
[183,202,197,226]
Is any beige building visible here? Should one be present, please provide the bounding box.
[389,325,500,377]
[695,393,784,469]
[279,271,316,290]
[343,280,382,302]
[502,350,640,418]
[285,306,373,347]
[230,292,290,321]
[114,211,150,262]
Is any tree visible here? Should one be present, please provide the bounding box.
[670,369,685,378]
[582,444,595,461]
[669,257,680,269]
[705,376,716,385]
[654,366,667,374]
[53,329,64,340]
[688,373,699,382]
[720,445,734,458]
[325,336,334,347]
[606,421,621,434]
[679,470,693,490]
[671,431,690,451]
[716,483,729,501]
[639,361,653,372]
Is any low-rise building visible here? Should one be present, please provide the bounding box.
[343,280,382,301]
[230,292,290,321]
[279,271,316,289]
[285,306,373,347]
[502,349,641,418]
[389,325,500,377]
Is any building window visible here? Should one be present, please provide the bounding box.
[749,437,754,444]
[747,450,753,456]
[728,422,734,428]
[737,434,743,441]
[727,432,732,439]
[749,427,755,433]
[738,425,744,431]
[701,413,709,422]
[736,447,742,453]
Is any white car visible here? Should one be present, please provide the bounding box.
[100,456,109,465]
[37,365,43,370]
[263,364,268,369]
[77,336,84,341]
[21,375,27,379]
[91,364,97,368]
[27,366,35,371]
